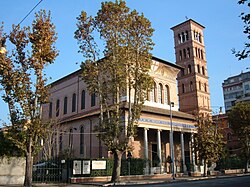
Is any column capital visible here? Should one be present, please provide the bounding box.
[144,127,149,131]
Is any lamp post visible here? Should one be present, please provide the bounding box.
[170,102,175,180]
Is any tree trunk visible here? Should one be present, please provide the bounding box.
[203,160,207,177]
[245,158,249,173]
[111,150,123,183]
[24,137,33,187]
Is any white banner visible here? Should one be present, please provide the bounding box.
[92,160,106,170]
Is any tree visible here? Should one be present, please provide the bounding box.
[74,0,154,182]
[194,113,225,176]
[0,130,24,157]
[0,10,58,187]
[228,102,250,173]
[232,0,250,60]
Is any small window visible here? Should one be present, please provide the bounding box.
[183,49,187,59]
[187,47,190,58]
[204,83,207,92]
[188,64,192,74]
[181,32,185,42]
[49,102,53,118]
[150,82,157,102]
[164,85,170,104]
[202,66,205,75]
[199,81,201,90]
[179,50,182,61]
[81,90,86,110]
[59,131,63,153]
[91,93,96,107]
[56,99,60,117]
[185,30,189,41]
[80,126,84,155]
[198,49,200,58]
[158,83,163,104]
[182,84,185,93]
[69,128,73,150]
[63,97,68,115]
[72,93,77,112]
[190,81,193,91]
[197,64,200,73]
[178,34,181,44]
[201,50,204,59]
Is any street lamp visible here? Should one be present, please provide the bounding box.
[170,102,175,180]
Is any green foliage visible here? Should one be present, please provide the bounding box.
[194,113,225,175]
[0,130,24,157]
[228,102,250,171]
[216,156,245,170]
[0,10,58,186]
[121,158,145,175]
[75,0,154,182]
[232,0,250,60]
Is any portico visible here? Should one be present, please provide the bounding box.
[131,106,196,174]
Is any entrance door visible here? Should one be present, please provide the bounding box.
[152,144,159,167]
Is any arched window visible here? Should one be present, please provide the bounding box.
[80,126,84,155]
[197,64,200,73]
[182,84,185,93]
[188,64,192,74]
[178,34,181,44]
[72,93,77,112]
[202,66,205,75]
[81,90,85,110]
[199,81,201,90]
[91,93,96,107]
[49,102,53,118]
[198,48,200,58]
[204,83,207,92]
[201,49,204,59]
[56,99,60,117]
[158,83,163,103]
[183,48,187,59]
[179,50,182,61]
[195,47,198,57]
[181,32,185,42]
[185,30,189,41]
[187,47,190,58]
[59,131,63,153]
[69,128,73,148]
[190,81,193,91]
[151,82,157,102]
[199,34,202,43]
[63,97,68,115]
[164,85,170,104]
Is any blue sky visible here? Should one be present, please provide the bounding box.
[0,0,249,124]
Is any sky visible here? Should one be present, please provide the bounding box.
[0,0,249,125]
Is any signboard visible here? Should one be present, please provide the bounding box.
[73,160,82,175]
[92,160,106,170]
[82,160,91,174]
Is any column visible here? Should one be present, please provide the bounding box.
[181,132,187,173]
[157,129,162,173]
[144,128,149,174]
[191,133,196,172]
[169,130,175,177]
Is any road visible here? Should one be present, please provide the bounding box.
[114,175,250,187]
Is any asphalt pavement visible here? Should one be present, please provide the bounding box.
[1,173,250,187]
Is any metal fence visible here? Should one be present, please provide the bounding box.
[32,159,64,183]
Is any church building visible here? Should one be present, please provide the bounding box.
[41,19,211,174]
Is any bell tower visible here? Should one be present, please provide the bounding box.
[171,19,211,115]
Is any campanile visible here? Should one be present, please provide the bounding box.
[171,19,211,115]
